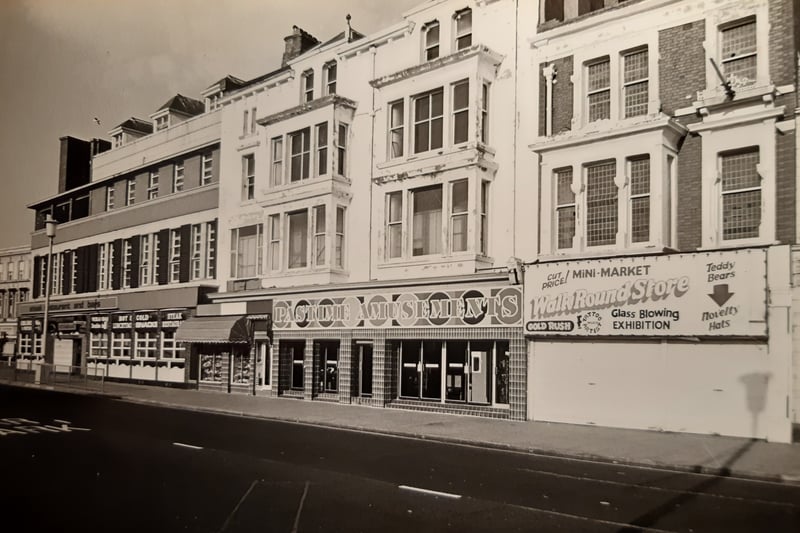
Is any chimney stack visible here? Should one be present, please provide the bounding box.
[282,25,320,66]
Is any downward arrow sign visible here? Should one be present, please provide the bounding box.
[708,284,734,307]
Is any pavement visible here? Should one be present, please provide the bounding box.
[5,378,800,484]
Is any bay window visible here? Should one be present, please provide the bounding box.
[335,207,345,268]
[629,157,651,243]
[413,88,444,153]
[412,185,443,256]
[337,124,347,176]
[555,168,576,250]
[290,128,311,182]
[316,123,328,176]
[450,180,468,252]
[452,81,469,145]
[586,161,618,247]
[288,210,308,269]
[269,214,281,271]
[230,224,263,279]
[479,181,489,255]
[313,206,326,266]
[386,192,403,259]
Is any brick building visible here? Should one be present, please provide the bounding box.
[0,245,30,358]
[523,0,799,442]
[21,95,222,385]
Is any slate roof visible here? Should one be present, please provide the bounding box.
[113,117,153,134]
[156,94,205,116]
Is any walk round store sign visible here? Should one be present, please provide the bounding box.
[523,249,768,337]
[272,286,522,329]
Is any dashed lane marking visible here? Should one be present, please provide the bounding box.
[172,442,203,450]
[399,485,462,499]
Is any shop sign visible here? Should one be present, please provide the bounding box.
[134,311,160,330]
[18,296,118,316]
[523,249,767,337]
[19,318,42,334]
[90,315,109,332]
[111,313,133,330]
[160,310,186,330]
[273,286,522,330]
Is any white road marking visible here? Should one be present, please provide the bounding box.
[399,485,462,499]
[172,442,203,450]
[217,479,258,533]
[53,419,71,425]
[291,481,310,533]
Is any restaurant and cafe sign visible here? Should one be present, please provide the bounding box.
[134,311,160,330]
[19,318,43,334]
[90,315,109,332]
[18,296,118,316]
[272,286,522,329]
[523,248,767,337]
[111,313,133,330]
[160,310,186,329]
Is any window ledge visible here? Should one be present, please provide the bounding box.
[697,240,778,253]
[370,45,504,89]
[529,115,686,153]
[375,144,497,184]
[684,83,787,116]
[378,253,493,270]
[537,246,667,263]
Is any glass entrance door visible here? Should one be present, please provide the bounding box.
[445,341,467,401]
[468,341,492,404]
[400,341,421,398]
[357,343,373,397]
[421,341,442,400]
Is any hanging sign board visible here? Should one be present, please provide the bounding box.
[523,249,767,337]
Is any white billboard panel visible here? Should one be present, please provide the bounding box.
[523,249,767,337]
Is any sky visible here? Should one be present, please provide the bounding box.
[0,0,421,250]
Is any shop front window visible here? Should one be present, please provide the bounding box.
[90,332,108,357]
[354,342,373,397]
[200,351,224,382]
[397,339,507,405]
[232,350,251,384]
[111,332,132,358]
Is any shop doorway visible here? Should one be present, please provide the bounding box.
[354,342,373,397]
[255,341,270,389]
[280,341,305,391]
[315,341,339,394]
[400,341,442,400]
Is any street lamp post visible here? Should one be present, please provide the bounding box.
[42,214,58,366]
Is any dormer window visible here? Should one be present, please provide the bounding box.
[302,70,314,103]
[324,62,337,95]
[454,9,472,51]
[112,133,123,148]
[155,115,169,131]
[423,21,440,61]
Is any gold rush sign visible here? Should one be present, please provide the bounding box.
[272,287,522,329]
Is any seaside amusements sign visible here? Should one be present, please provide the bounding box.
[523,249,767,337]
[272,286,523,329]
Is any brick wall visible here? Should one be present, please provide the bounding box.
[675,126,703,250]
[659,20,706,115]
[776,129,797,244]
[538,55,574,137]
[768,0,798,89]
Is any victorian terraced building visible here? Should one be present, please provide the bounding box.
[21,0,800,443]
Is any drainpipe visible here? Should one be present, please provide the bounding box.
[369,45,377,280]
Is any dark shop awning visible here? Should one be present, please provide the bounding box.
[175,315,250,344]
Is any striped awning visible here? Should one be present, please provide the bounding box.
[175,315,250,344]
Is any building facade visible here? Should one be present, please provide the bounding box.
[523,0,798,442]
[0,246,31,359]
[23,0,800,441]
[22,95,222,385]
